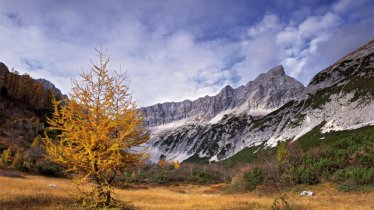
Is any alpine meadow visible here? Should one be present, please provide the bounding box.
[0,1,373,210]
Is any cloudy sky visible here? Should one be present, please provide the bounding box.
[0,0,373,106]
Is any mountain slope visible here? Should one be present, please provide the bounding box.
[140,66,305,162]
[143,39,374,163]
[0,63,64,162]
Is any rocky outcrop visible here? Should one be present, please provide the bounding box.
[0,63,9,79]
[36,78,64,96]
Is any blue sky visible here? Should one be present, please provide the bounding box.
[0,0,373,106]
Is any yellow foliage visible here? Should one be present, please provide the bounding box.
[158,159,167,168]
[43,49,149,207]
[174,161,181,170]
[276,142,289,162]
[1,148,13,165]
[31,137,41,147]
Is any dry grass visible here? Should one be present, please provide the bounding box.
[0,171,373,210]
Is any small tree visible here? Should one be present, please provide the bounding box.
[243,167,264,191]
[44,49,149,207]
[174,161,181,170]
[276,142,289,163]
[1,148,13,165]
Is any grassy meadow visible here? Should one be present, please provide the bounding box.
[1,170,373,210]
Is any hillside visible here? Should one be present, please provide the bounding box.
[0,63,64,172]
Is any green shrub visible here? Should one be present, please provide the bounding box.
[333,167,374,185]
[357,154,374,168]
[312,158,340,175]
[299,169,319,185]
[229,172,245,192]
[1,148,13,165]
[332,169,350,182]
[285,167,319,185]
[16,161,28,172]
[337,183,359,192]
[150,172,170,184]
[243,167,264,191]
[227,181,240,193]
[37,161,62,177]
[349,167,374,185]
[191,168,222,183]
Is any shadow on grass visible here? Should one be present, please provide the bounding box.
[0,170,24,178]
[0,195,138,210]
[0,195,82,210]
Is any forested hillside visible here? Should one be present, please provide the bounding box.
[0,62,64,174]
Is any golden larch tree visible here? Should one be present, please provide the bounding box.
[44,49,149,207]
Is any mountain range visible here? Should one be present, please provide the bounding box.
[140,39,374,163]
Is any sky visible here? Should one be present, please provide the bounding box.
[0,0,373,107]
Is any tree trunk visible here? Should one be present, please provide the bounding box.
[95,185,111,207]
[105,191,111,206]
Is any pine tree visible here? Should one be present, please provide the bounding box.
[44,49,149,207]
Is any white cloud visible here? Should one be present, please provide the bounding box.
[0,0,372,107]
[333,0,351,12]
[0,4,238,106]
[248,15,282,37]
[232,12,340,81]
[298,12,340,38]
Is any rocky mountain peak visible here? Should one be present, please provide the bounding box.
[267,65,285,76]
[217,85,234,95]
[245,65,287,87]
[140,65,304,127]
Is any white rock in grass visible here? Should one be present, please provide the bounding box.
[48,184,57,188]
[300,191,314,196]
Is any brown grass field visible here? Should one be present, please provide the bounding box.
[0,171,373,210]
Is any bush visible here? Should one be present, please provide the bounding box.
[229,172,245,192]
[299,168,319,185]
[337,183,359,192]
[311,158,340,175]
[190,168,222,183]
[332,169,350,182]
[150,172,170,184]
[37,161,62,177]
[1,148,13,165]
[284,167,319,185]
[332,167,374,186]
[122,163,226,185]
[243,167,264,191]
[357,154,374,168]
[350,167,374,185]
[15,161,28,172]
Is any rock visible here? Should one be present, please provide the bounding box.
[48,184,57,188]
[300,191,314,196]
[36,78,63,96]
